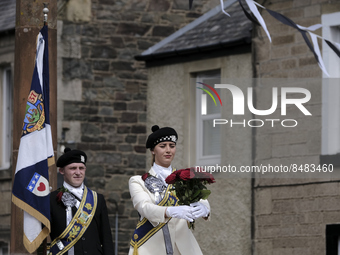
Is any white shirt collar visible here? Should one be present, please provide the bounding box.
[152,162,172,175]
[63,181,84,200]
[153,163,172,185]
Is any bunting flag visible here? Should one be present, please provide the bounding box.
[219,0,231,17]
[11,25,54,253]
[212,0,340,76]
[236,0,340,76]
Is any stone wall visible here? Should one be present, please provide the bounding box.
[252,0,340,254]
[255,182,340,255]
[57,0,220,253]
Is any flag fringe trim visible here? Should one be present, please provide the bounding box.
[12,194,51,229]
[48,156,55,167]
[12,194,51,253]
[23,226,50,254]
[12,194,51,230]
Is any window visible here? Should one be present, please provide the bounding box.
[195,71,221,166]
[321,12,340,156]
[326,224,340,255]
[0,67,12,169]
[0,241,8,255]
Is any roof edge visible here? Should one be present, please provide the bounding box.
[135,36,252,62]
[140,0,238,57]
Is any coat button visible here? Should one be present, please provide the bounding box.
[82,237,85,240]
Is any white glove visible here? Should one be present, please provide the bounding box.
[166,206,194,222]
[190,202,210,219]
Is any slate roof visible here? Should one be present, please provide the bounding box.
[0,0,16,33]
[135,0,252,64]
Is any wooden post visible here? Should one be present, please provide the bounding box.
[11,0,57,254]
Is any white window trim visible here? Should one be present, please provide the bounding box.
[195,73,221,166]
[321,12,340,155]
[1,67,12,170]
[322,12,340,78]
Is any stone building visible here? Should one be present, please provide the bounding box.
[136,0,340,255]
[1,0,340,255]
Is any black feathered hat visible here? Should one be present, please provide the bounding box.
[56,147,87,168]
[146,125,178,149]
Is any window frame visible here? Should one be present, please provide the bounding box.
[195,71,221,166]
[0,67,12,170]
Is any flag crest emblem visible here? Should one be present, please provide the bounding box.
[23,90,45,134]
[26,173,49,197]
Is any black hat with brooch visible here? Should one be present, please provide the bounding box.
[146,125,178,149]
[56,147,87,168]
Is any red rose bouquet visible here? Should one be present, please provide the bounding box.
[165,167,215,229]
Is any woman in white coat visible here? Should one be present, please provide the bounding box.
[128,125,210,255]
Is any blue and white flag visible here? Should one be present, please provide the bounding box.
[12,25,54,253]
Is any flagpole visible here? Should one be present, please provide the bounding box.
[11,1,57,254]
[40,6,49,255]
[43,4,49,26]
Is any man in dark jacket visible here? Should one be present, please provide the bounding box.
[49,148,114,255]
